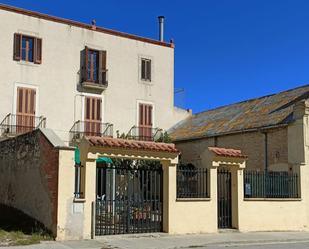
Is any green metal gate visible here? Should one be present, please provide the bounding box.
[95,160,163,235]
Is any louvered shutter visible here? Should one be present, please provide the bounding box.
[84,96,102,135]
[139,104,153,141]
[13,33,22,61]
[34,38,42,64]
[99,50,107,84]
[16,87,36,133]
[82,46,89,82]
[141,59,146,79]
[146,60,151,81]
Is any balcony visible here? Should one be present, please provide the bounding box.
[126,126,163,142]
[70,120,113,142]
[0,113,46,137]
[81,69,108,91]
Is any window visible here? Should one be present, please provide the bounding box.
[177,164,209,199]
[138,103,153,141]
[87,49,99,82]
[141,58,151,81]
[84,96,102,136]
[13,33,42,64]
[21,36,34,62]
[82,47,107,85]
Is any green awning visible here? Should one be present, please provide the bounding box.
[96,157,113,164]
[74,148,81,164]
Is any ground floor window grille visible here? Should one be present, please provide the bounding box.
[176,164,209,198]
[74,163,83,198]
[244,170,299,198]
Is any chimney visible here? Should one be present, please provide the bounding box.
[91,19,96,30]
[158,16,164,42]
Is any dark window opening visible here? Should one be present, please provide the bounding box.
[141,58,151,81]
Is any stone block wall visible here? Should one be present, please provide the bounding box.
[0,130,59,235]
[176,127,289,170]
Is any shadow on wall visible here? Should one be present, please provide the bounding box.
[0,204,52,237]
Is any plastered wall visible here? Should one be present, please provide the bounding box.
[0,9,190,144]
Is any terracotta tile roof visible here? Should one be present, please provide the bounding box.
[0,4,172,48]
[85,136,179,153]
[170,84,309,141]
[208,147,247,158]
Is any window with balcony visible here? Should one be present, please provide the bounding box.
[81,47,107,88]
[13,33,42,64]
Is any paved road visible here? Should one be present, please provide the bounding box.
[191,241,309,249]
[2,232,309,249]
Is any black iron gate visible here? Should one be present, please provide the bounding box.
[217,169,232,228]
[95,160,163,235]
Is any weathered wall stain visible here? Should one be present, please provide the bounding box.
[0,130,59,236]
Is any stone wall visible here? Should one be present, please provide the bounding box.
[176,127,289,170]
[0,130,59,235]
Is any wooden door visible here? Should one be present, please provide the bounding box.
[16,87,36,133]
[139,104,153,141]
[84,96,102,136]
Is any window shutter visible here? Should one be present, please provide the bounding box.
[148,105,153,126]
[34,38,42,64]
[99,50,107,84]
[141,59,146,79]
[146,60,151,81]
[13,33,22,61]
[82,46,89,82]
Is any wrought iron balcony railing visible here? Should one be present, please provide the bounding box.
[0,113,46,137]
[82,69,108,90]
[126,126,163,142]
[69,120,113,141]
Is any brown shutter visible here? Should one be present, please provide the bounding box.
[34,38,42,64]
[82,46,89,82]
[99,50,107,84]
[13,33,22,61]
[139,104,153,141]
[141,59,146,79]
[146,60,151,81]
[84,96,102,135]
[16,87,36,132]
[148,105,153,126]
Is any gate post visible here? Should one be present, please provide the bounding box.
[91,201,96,239]
[161,159,178,233]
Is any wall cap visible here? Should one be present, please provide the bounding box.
[244,198,302,202]
[176,198,211,202]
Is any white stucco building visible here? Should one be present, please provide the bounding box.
[0,4,190,143]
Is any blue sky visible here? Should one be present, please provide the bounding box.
[2,0,309,113]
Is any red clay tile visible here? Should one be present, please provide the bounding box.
[85,136,179,153]
[208,146,247,158]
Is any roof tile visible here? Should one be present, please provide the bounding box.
[208,147,247,158]
[170,85,309,141]
[85,136,179,153]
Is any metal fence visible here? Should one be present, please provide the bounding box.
[177,166,209,198]
[69,120,113,142]
[244,170,299,198]
[0,113,46,136]
[126,126,163,142]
